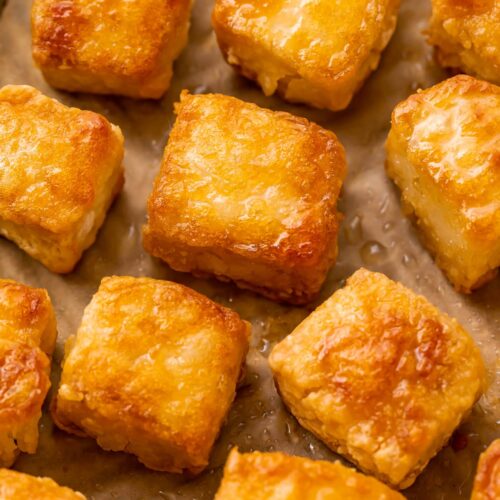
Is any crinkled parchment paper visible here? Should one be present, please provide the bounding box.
[0,0,498,498]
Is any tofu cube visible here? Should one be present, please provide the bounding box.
[471,439,500,500]
[212,0,400,111]
[32,0,192,98]
[0,469,85,499]
[269,269,486,489]
[0,279,57,467]
[52,276,250,473]
[0,85,124,273]
[385,75,500,292]
[428,0,500,84]
[143,91,346,304]
[215,449,404,499]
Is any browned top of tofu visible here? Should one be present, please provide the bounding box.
[433,0,495,16]
[388,75,500,240]
[0,85,123,233]
[471,439,500,500]
[53,276,250,471]
[32,0,188,78]
[0,279,55,430]
[0,279,56,356]
[0,469,85,499]
[145,91,346,268]
[213,0,400,87]
[0,339,50,427]
[269,268,486,487]
[215,449,404,499]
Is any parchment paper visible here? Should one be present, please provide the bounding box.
[0,1,498,498]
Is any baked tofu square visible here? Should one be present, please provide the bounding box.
[428,0,500,84]
[0,279,57,467]
[0,469,85,500]
[52,276,250,473]
[471,439,500,500]
[0,85,124,273]
[32,0,192,98]
[269,269,486,489]
[385,75,500,292]
[143,92,346,304]
[212,0,400,111]
[215,449,404,499]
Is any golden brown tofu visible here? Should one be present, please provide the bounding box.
[0,85,124,273]
[215,449,405,500]
[212,0,400,111]
[471,439,500,500]
[143,91,346,304]
[0,279,57,467]
[269,269,486,489]
[428,0,500,84]
[0,469,85,499]
[385,75,500,292]
[52,276,250,473]
[31,0,192,98]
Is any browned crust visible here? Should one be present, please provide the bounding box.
[427,0,500,82]
[52,276,250,473]
[0,342,50,424]
[143,91,346,303]
[269,269,486,489]
[0,279,56,356]
[0,468,85,499]
[471,439,500,500]
[0,85,124,233]
[215,448,405,499]
[31,0,192,98]
[212,0,400,111]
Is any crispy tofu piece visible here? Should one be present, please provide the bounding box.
[471,439,500,500]
[0,85,124,273]
[385,75,500,292]
[0,279,57,467]
[269,269,486,489]
[31,0,192,99]
[212,0,400,111]
[143,91,346,304]
[215,449,405,499]
[52,276,250,473]
[0,469,85,499]
[428,0,500,84]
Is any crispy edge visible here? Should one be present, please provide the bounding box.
[215,448,405,499]
[471,439,500,500]
[0,468,86,499]
[212,0,400,111]
[0,279,57,356]
[31,0,193,98]
[269,268,487,488]
[143,91,346,302]
[52,276,250,473]
[385,75,500,291]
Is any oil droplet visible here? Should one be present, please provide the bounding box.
[193,85,208,94]
[360,241,388,265]
[344,215,363,244]
[379,196,390,215]
[258,338,270,354]
[383,221,393,232]
[410,80,425,92]
[402,253,415,266]
[307,442,318,454]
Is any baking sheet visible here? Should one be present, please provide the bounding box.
[0,0,498,498]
